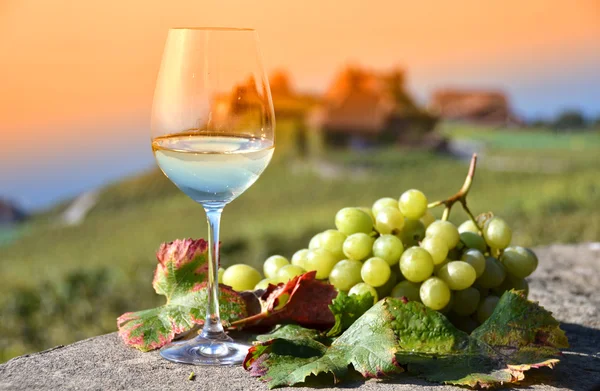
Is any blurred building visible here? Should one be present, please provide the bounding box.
[268,71,321,157]
[211,76,267,130]
[309,66,441,149]
[209,72,320,158]
[429,89,521,126]
[270,71,320,119]
[210,67,445,156]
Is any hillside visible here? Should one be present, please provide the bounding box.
[1,127,599,361]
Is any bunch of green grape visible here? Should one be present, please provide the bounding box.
[221,189,538,333]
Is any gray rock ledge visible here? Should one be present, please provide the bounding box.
[1,244,599,391]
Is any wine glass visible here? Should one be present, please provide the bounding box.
[151,27,275,365]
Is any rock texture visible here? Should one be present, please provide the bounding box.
[1,244,599,391]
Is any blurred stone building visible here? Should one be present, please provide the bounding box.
[210,67,444,157]
[429,89,521,126]
[308,66,441,149]
[268,71,321,157]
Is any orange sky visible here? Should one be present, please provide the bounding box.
[0,0,599,146]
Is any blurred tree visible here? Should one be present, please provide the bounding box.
[529,118,550,128]
[382,68,418,113]
[553,109,587,130]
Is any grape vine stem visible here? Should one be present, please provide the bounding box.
[427,153,482,233]
[228,311,269,329]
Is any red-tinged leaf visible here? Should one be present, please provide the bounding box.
[117,238,247,352]
[231,272,338,330]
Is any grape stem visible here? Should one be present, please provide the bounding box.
[227,310,271,329]
[427,154,482,233]
[227,293,290,329]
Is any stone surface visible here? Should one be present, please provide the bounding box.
[1,244,599,391]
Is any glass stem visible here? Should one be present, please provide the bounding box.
[200,207,226,339]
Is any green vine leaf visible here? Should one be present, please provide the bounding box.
[326,291,373,337]
[256,324,327,343]
[117,239,247,352]
[244,291,568,388]
[244,298,404,387]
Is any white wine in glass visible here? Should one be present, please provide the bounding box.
[151,27,275,365]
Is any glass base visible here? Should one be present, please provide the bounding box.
[159,333,249,366]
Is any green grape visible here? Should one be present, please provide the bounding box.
[447,312,479,334]
[349,282,378,304]
[372,234,404,266]
[398,219,425,247]
[420,236,449,265]
[490,278,510,297]
[524,248,539,269]
[461,249,486,278]
[398,189,428,220]
[437,261,477,290]
[399,247,434,283]
[512,277,529,297]
[304,248,339,279]
[291,249,309,269]
[473,282,490,298]
[372,197,398,217]
[274,293,290,310]
[343,233,373,261]
[458,220,480,234]
[375,269,398,298]
[254,278,277,290]
[396,266,406,281]
[361,257,391,287]
[452,287,480,316]
[319,229,347,260]
[420,211,435,228]
[426,220,460,249]
[439,291,454,314]
[308,232,323,249]
[276,264,306,282]
[375,207,405,235]
[328,259,363,291]
[500,246,538,278]
[335,207,373,235]
[460,232,487,253]
[419,277,451,310]
[390,280,421,302]
[483,217,512,250]
[492,275,529,297]
[263,255,290,279]
[477,295,500,323]
[476,257,506,288]
[218,267,225,284]
[433,258,449,275]
[222,264,262,292]
[358,207,375,224]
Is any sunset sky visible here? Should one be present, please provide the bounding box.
[1,0,599,208]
